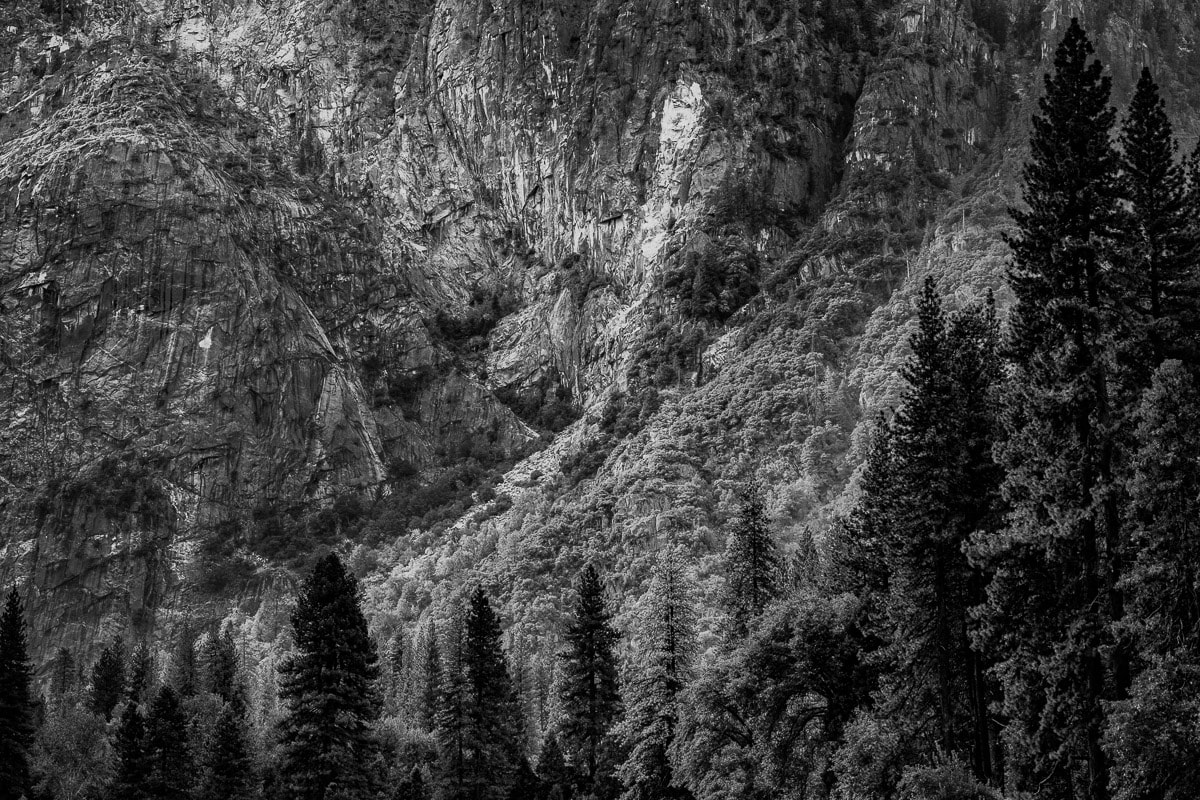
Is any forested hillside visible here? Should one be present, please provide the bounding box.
[4,1,1200,799]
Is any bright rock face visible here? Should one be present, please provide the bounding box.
[1,0,1199,662]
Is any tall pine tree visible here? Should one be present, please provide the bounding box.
[723,484,781,639]
[144,685,192,800]
[394,766,430,800]
[877,281,1003,783]
[200,627,241,704]
[196,700,257,800]
[617,548,697,800]
[1118,67,1200,373]
[0,588,34,800]
[436,588,524,800]
[980,18,1125,800]
[277,553,380,800]
[537,733,572,800]
[420,622,442,733]
[48,646,77,708]
[1105,361,1200,800]
[90,638,126,721]
[128,644,153,706]
[384,631,406,716]
[110,700,149,800]
[167,623,198,699]
[558,565,622,798]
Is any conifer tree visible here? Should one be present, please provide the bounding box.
[421,623,442,733]
[536,733,572,800]
[90,638,126,721]
[508,758,541,800]
[48,646,77,707]
[836,417,895,617]
[617,548,698,800]
[128,644,153,706]
[1105,361,1200,800]
[110,700,149,800]
[385,631,406,714]
[436,588,524,800]
[436,618,469,800]
[0,588,34,800]
[558,565,622,797]
[144,686,192,800]
[981,18,1126,800]
[723,483,781,638]
[1118,67,1200,372]
[196,701,257,800]
[167,624,198,699]
[200,627,241,704]
[877,281,1002,782]
[277,553,380,800]
[394,766,429,800]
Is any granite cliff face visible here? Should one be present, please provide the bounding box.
[2,0,1200,664]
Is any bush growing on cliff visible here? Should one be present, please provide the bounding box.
[663,244,759,323]
[431,285,520,354]
[495,372,580,434]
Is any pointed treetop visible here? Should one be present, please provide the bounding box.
[0,588,29,665]
[1122,66,1178,206]
[90,637,127,720]
[1024,16,1117,202]
[0,587,34,800]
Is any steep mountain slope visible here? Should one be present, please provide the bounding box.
[2,0,1200,668]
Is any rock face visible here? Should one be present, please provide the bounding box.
[1,0,1200,663]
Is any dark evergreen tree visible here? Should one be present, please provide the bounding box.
[196,701,257,800]
[48,646,77,707]
[723,484,781,639]
[835,417,895,616]
[394,766,429,800]
[1105,361,1200,800]
[385,631,406,714]
[277,553,380,800]
[144,686,192,800]
[536,733,572,800]
[0,589,34,800]
[436,619,469,800]
[90,638,126,721]
[128,643,153,705]
[980,18,1126,800]
[200,627,241,704]
[435,588,524,800]
[167,623,198,699]
[110,700,149,800]
[508,758,542,800]
[617,548,697,800]
[558,565,622,797]
[420,623,442,733]
[878,281,1003,783]
[1118,67,1200,372]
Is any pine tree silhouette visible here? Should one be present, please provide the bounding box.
[723,483,781,638]
[144,686,192,800]
[987,18,1126,800]
[277,553,380,800]
[558,565,622,798]
[0,589,34,800]
[90,638,126,721]
[436,587,524,800]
